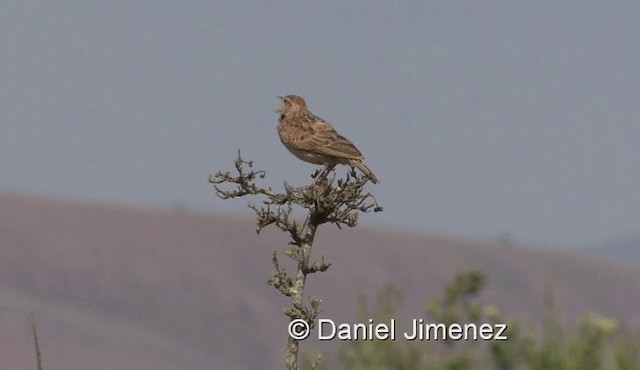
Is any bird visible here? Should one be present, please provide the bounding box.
[276,94,379,184]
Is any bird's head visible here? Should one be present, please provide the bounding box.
[277,94,307,114]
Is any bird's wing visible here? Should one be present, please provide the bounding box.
[294,115,363,160]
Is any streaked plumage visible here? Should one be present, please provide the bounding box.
[277,95,379,184]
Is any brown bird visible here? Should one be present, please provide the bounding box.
[277,94,379,184]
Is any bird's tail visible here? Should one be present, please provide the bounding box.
[351,160,379,184]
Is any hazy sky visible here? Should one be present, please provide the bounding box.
[1,1,638,246]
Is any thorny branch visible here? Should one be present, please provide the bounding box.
[209,150,382,370]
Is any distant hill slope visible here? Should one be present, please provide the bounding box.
[582,237,640,266]
[1,193,639,369]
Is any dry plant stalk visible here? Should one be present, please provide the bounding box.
[209,151,382,370]
[30,313,43,370]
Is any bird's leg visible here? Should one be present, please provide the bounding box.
[315,164,335,184]
[314,166,328,182]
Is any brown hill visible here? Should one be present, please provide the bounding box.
[1,193,639,369]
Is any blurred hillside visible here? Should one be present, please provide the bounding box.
[1,193,639,369]
[582,237,640,266]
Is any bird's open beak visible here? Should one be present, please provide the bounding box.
[274,96,284,113]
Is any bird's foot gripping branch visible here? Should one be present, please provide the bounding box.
[209,150,382,370]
